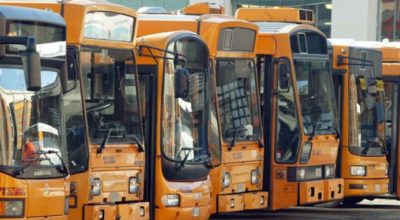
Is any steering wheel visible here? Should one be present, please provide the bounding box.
[86,101,113,113]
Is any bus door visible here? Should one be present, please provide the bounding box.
[260,55,300,210]
[385,77,400,197]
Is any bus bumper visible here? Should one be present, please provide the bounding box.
[299,180,324,205]
[156,205,211,220]
[83,202,149,220]
[323,178,344,201]
[218,191,268,212]
[344,178,389,197]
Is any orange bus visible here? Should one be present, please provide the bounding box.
[0,1,150,219]
[135,30,213,220]
[137,9,268,214]
[236,8,343,210]
[380,42,400,198]
[0,5,69,219]
[329,39,388,204]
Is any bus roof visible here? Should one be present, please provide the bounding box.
[0,0,137,45]
[0,5,65,26]
[137,13,258,56]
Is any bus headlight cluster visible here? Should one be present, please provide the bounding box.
[251,169,259,185]
[324,165,336,178]
[161,194,180,207]
[0,199,24,217]
[296,168,306,181]
[91,178,101,196]
[129,176,139,194]
[222,172,231,188]
[350,166,366,176]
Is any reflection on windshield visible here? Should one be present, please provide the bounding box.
[162,38,209,163]
[81,47,142,145]
[216,59,261,142]
[349,75,386,156]
[0,68,66,178]
[294,59,337,136]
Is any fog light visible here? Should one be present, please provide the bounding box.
[161,194,180,207]
[251,169,259,185]
[91,178,101,196]
[129,177,139,194]
[139,206,145,217]
[0,199,24,217]
[260,195,265,205]
[350,166,366,176]
[229,198,235,208]
[222,172,231,188]
[192,207,200,217]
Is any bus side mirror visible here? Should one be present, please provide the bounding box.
[175,68,189,98]
[278,60,291,92]
[61,47,78,93]
[22,47,41,91]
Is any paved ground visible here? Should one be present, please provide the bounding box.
[211,199,400,220]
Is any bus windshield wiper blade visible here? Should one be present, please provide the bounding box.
[228,127,247,151]
[97,128,113,154]
[35,150,69,174]
[126,134,145,152]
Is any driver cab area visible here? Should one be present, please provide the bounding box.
[81,47,142,145]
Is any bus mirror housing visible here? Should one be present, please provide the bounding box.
[278,59,291,92]
[22,41,41,91]
[61,47,78,93]
[0,36,42,91]
[175,68,189,98]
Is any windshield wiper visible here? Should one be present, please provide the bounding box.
[129,135,145,152]
[35,150,69,174]
[97,128,113,154]
[228,127,247,151]
[247,134,264,148]
[21,150,69,175]
[175,147,204,168]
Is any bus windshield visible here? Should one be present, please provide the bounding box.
[0,67,67,178]
[81,47,142,145]
[216,59,262,142]
[349,75,386,156]
[294,59,338,136]
[162,38,209,164]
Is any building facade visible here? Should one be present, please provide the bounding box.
[110,0,399,41]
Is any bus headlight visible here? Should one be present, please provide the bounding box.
[129,177,139,194]
[251,169,259,185]
[161,194,180,207]
[385,165,389,176]
[91,178,101,196]
[350,166,366,176]
[222,172,231,188]
[296,168,306,180]
[0,199,24,217]
[324,165,336,178]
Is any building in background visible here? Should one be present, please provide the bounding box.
[110,0,399,41]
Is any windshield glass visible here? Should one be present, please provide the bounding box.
[216,59,262,142]
[162,38,209,163]
[349,75,386,156]
[294,59,338,136]
[81,47,142,145]
[0,67,66,178]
